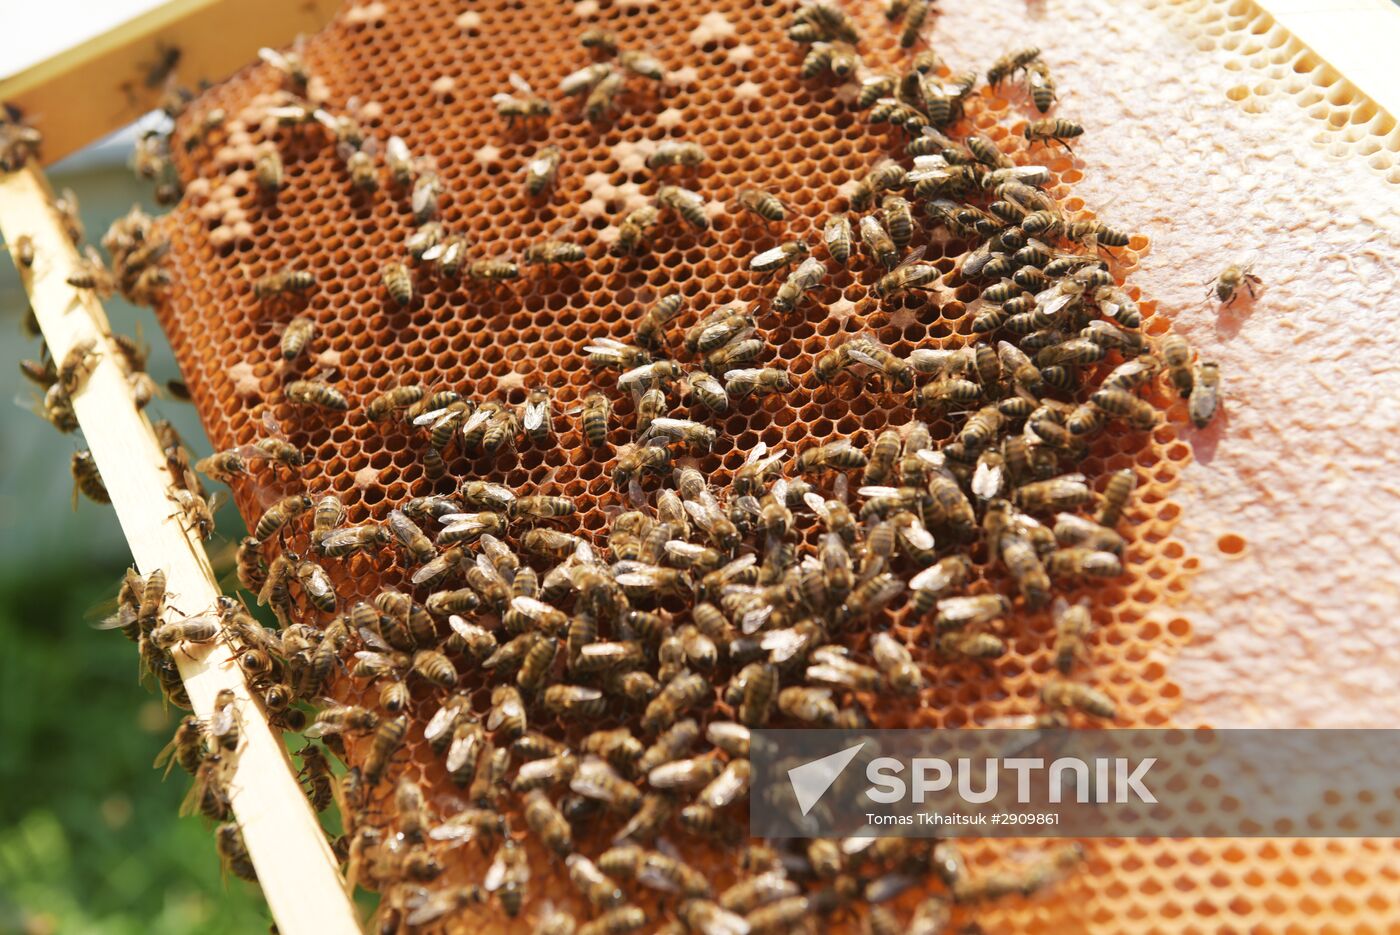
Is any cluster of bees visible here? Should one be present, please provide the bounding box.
[8,175,214,528]
[0,0,1259,930]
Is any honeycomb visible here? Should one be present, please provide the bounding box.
[135,0,1400,930]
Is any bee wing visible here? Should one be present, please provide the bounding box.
[664,540,708,560]
[423,702,460,744]
[208,704,237,738]
[508,72,535,95]
[522,399,547,431]
[759,626,806,661]
[857,485,901,499]
[899,522,936,552]
[257,47,291,69]
[889,245,929,273]
[749,244,791,270]
[386,135,411,163]
[844,343,886,370]
[703,764,749,808]
[803,492,830,517]
[617,362,658,389]
[446,728,482,773]
[411,406,452,427]
[972,458,1005,501]
[741,441,770,466]
[458,409,494,436]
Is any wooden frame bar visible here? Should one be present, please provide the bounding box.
[0,164,361,935]
[0,0,340,165]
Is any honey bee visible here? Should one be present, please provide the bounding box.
[578,392,612,446]
[525,239,587,265]
[1001,526,1051,608]
[987,46,1041,86]
[874,249,941,299]
[647,140,706,170]
[585,69,626,123]
[181,752,233,821]
[469,259,521,281]
[344,147,377,192]
[202,688,240,753]
[1089,388,1158,431]
[678,369,725,414]
[524,790,574,857]
[723,368,790,399]
[772,257,826,312]
[937,630,1006,660]
[1189,361,1220,428]
[1157,334,1194,399]
[931,593,1008,633]
[616,47,665,79]
[279,315,315,361]
[577,906,646,935]
[870,631,925,695]
[750,240,810,274]
[257,553,296,624]
[657,185,710,230]
[881,194,914,248]
[618,359,685,392]
[733,187,789,222]
[850,159,906,212]
[254,493,313,541]
[251,143,284,192]
[1045,547,1123,580]
[364,384,426,422]
[1025,59,1058,112]
[560,60,615,96]
[252,268,315,298]
[525,144,563,196]
[1052,513,1123,556]
[10,234,35,269]
[612,204,661,258]
[796,440,867,474]
[363,714,408,785]
[57,338,100,397]
[64,246,115,298]
[545,684,608,721]
[859,215,899,269]
[773,686,835,725]
[291,558,335,613]
[494,73,552,122]
[1024,118,1084,151]
[381,261,413,307]
[580,27,619,53]
[846,336,914,390]
[153,716,212,794]
[1211,262,1262,305]
[401,886,488,927]
[192,449,250,484]
[38,382,78,433]
[642,417,716,451]
[285,379,350,411]
[801,41,861,80]
[69,449,109,507]
[1042,678,1115,720]
[215,823,256,882]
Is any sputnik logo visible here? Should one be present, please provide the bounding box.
[786,741,866,816]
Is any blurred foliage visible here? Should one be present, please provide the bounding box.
[0,563,269,935]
